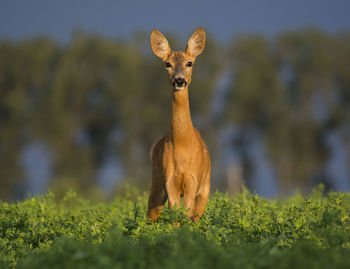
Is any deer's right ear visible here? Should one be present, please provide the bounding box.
[151,30,171,60]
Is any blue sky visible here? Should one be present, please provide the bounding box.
[1,0,349,43]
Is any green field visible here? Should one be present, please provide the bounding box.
[1,186,350,268]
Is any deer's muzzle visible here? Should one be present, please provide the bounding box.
[173,77,187,89]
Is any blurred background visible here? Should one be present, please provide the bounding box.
[0,0,350,201]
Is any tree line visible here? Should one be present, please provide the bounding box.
[0,29,349,200]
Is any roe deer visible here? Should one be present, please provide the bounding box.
[147,28,211,222]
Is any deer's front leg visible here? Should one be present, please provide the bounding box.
[166,177,181,209]
[147,185,167,222]
[183,175,197,218]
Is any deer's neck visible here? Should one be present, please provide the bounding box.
[171,87,194,145]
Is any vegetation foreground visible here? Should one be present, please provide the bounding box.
[1,186,350,268]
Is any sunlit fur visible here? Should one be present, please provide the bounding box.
[148,28,211,222]
[164,52,194,89]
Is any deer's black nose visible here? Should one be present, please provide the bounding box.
[174,77,186,87]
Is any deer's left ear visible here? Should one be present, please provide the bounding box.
[186,28,206,57]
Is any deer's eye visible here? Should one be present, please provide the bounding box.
[186,61,193,67]
[165,62,172,68]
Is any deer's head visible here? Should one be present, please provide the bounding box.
[151,28,206,91]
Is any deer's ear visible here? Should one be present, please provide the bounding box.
[186,28,206,57]
[151,30,172,60]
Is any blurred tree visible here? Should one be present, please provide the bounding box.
[43,32,147,192]
[0,39,58,200]
[224,36,285,191]
[226,36,285,129]
[333,33,350,140]
[225,31,339,193]
[272,30,336,192]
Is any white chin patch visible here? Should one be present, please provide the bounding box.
[174,86,185,91]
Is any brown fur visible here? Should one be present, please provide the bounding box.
[147,28,211,222]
